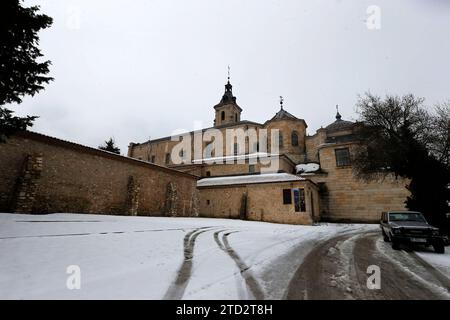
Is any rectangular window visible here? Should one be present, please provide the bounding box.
[150,155,155,163]
[300,189,306,212]
[206,171,211,177]
[249,164,255,173]
[283,189,292,204]
[293,188,306,212]
[335,148,351,167]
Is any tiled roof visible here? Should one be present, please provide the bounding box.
[269,108,299,121]
[325,111,354,131]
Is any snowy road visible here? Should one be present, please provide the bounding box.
[0,213,449,299]
[286,230,450,299]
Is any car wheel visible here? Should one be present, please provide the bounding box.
[433,243,445,254]
[392,239,400,250]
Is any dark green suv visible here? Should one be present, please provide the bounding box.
[380,211,445,253]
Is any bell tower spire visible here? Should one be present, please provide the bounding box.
[213,66,242,127]
[224,65,232,94]
[335,104,342,120]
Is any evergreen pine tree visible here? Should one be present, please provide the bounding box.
[99,138,121,154]
[0,0,53,141]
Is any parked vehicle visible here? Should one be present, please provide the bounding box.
[380,211,446,253]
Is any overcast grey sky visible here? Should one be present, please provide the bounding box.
[15,0,450,154]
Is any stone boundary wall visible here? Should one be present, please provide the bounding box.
[0,131,199,216]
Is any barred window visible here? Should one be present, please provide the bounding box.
[294,188,306,212]
[335,148,351,167]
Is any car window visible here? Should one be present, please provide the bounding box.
[388,213,425,222]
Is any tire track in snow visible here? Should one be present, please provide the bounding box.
[163,227,213,300]
[286,229,450,300]
[0,227,196,240]
[374,236,450,299]
[213,230,265,300]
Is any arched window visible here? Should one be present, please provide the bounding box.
[291,131,299,146]
[278,132,283,148]
[221,111,225,121]
[204,142,214,158]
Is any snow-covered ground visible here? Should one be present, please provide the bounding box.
[416,250,450,280]
[0,213,374,299]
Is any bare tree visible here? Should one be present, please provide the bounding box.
[427,102,450,168]
[353,93,430,180]
[353,93,450,231]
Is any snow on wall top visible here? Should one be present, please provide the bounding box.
[197,172,305,187]
[296,163,320,174]
[193,152,279,164]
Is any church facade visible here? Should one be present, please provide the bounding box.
[128,78,409,224]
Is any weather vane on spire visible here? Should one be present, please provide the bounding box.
[336,104,342,120]
[227,65,230,81]
[280,96,284,109]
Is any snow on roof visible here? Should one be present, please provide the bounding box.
[296,163,320,174]
[197,173,305,187]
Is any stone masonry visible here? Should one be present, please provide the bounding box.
[11,153,43,213]
[0,131,199,216]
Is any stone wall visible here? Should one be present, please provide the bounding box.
[0,131,199,216]
[128,122,265,167]
[129,119,307,178]
[305,129,327,162]
[308,143,409,222]
[265,118,307,163]
[198,180,319,225]
[214,104,241,126]
[10,153,43,213]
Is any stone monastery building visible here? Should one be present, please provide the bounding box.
[127,78,409,224]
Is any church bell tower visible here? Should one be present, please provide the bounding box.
[213,68,242,127]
